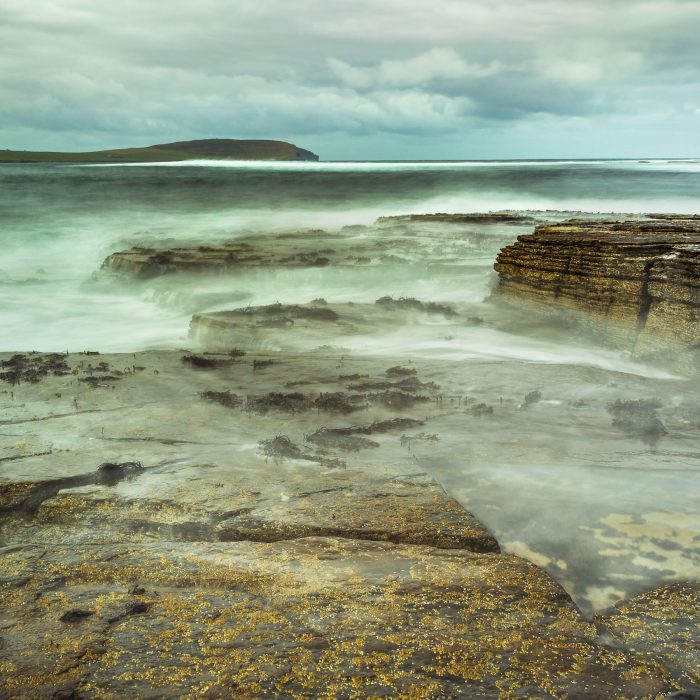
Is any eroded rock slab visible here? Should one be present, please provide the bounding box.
[0,539,680,699]
[190,298,459,352]
[0,350,492,555]
[100,216,531,280]
[18,470,497,553]
[102,239,338,279]
[494,218,700,363]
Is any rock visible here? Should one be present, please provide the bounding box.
[181,354,238,369]
[0,351,494,554]
[375,296,457,318]
[596,582,700,689]
[377,212,540,224]
[522,389,542,407]
[305,427,380,452]
[0,539,679,699]
[26,468,499,554]
[606,399,667,446]
[493,218,700,364]
[189,300,460,352]
[59,609,95,623]
[101,240,334,279]
[0,348,696,697]
[100,218,518,280]
[213,473,498,552]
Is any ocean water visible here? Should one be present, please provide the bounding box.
[2,158,700,352]
[2,158,700,612]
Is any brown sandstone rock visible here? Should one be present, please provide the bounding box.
[494,218,700,363]
[0,539,679,699]
[596,582,700,688]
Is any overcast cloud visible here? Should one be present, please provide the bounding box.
[1,0,699,158]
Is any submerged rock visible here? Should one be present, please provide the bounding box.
[375,295,458,318]
[305,427,380,452]
[189,300,460,352]
[100,216,518,280]
[606,398,667,446]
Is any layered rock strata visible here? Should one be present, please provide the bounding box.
[494,218,700,361]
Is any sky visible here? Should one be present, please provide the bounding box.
[1,0,699,160]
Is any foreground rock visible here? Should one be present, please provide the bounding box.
[0,540,680,699]
[0,351,489,554]
[597,582,700,689]
[0,350,694,697]
[493,217,700,364]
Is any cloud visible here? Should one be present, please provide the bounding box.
[327,48,501,89]
[0,0,699,156]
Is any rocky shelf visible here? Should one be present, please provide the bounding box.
[4,213,700,698]
[99,217,535,280]
[189,298,460,352]
[494,217,700,366]
[1,349,699,698]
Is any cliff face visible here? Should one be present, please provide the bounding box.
[494,217,700,361]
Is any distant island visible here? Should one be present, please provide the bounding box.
[0,138,320,163]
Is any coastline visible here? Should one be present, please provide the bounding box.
[2,165,700,694]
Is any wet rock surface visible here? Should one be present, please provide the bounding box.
[1,348,698,697]
[4,210,700,697]
[100,213,545,280]
[0,539,682,699]
[494,217,700,365]
[101,232,435,279]
[596,582,700,688]
[189,299,461,352]
[0,351,492,553]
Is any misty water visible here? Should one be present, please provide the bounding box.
[2,158,700,613]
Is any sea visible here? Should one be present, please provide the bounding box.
[2,158,700,351]
[2,157,700,612]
